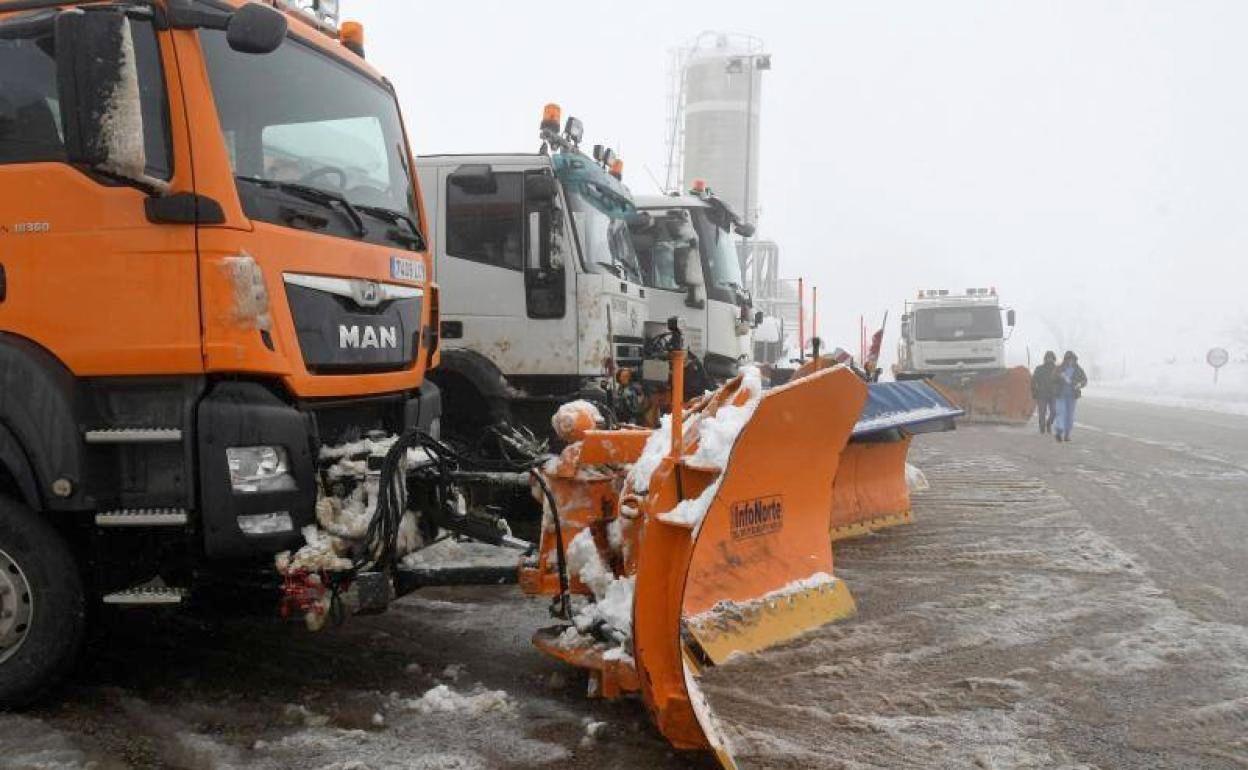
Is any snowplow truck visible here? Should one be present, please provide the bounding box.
[518,335,953,766]
[894,288,1034,423]
[521,343,869,768]
[628,183,759,418]
[0,0,443,705]
[415,106,658,444]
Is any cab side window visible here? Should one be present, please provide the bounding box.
[0,18,171,178]
[445,172,524,270]
[0,30,64,164]
[131,18,173,181]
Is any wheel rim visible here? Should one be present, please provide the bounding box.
[0,547,34,665]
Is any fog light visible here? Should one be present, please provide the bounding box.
[237,511,294,535]
[227,446,296,493]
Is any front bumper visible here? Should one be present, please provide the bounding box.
[198,380,441,559]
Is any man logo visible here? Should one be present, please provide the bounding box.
[730,495,784,540]
[339,324,398,350]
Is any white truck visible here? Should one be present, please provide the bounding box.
[895,288,1014,377]
[629,185,758,390]
[895,288,1033,422]
[416,107,650,442]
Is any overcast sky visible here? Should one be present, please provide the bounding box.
[352,0,1248,373]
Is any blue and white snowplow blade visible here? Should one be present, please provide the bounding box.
[853,381,964,438]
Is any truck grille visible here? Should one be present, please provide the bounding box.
[284,274,422,374]
[925,357,996,366]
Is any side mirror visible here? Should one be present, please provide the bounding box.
[1007,309,1016,327]
[754,311,764,327]
[525,174,558,204]
[226,3,287,54]
[55,10,149,182]
[449,164,497,195]
[734,222,756,238]
[167,1,286,54]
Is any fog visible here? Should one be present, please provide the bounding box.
[353,0,1248,377]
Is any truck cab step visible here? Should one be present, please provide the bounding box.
[95,508,189,527]
[84,428,183,444]
[102,586,187,606]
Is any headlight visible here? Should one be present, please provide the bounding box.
[227,446,296,494]
[237,511,294,535]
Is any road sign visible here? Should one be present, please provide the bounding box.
[1207,347,1230,383]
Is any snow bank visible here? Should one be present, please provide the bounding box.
[687,366,764,470]
[278,526,352,573]
[641,366,765,531]
[905,463,930,493]
[566,529,636,640]
[279,435,429,580]
[403,685,513,716]
[1091,359,1248,416]
[659,476,723,527]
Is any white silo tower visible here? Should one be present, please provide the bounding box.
[664,32,770,226]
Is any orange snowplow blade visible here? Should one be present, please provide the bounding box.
[522,365,867,767]
[930,366,1034,423]
[829,436,913,540]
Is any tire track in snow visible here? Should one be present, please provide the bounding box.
[697,438,1248,769]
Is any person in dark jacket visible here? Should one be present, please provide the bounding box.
[1031,351,1058,434]
[1052,350,1088,442]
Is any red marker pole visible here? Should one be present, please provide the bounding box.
[798,278,806,363]
[811,286,818,348]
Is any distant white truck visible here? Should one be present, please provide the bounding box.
[895,288,1033,422]
[896,288,1014,377]
[416,106,649,443]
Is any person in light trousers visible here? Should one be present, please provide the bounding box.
[1052,351,1088,442]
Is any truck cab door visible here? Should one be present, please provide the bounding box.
[633,209,707,359]
[432,162,577,377]
[0,13,200,375]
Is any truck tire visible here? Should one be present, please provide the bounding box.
[0,495,85,708]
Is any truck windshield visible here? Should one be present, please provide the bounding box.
[567,185,643,285]
[199,30,418,245]
[691,208,744,293]
[915,306,1003,341]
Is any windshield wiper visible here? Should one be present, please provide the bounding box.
[355,204,426,250]
[237,176,366,238]
[596,261,623,278]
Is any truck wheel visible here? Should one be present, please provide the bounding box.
[0,496,85,708]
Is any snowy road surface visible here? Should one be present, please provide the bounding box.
[4,398,1247,769]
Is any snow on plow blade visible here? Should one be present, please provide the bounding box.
[930,366,1035,423]
[829,380,963,540]
[522,365,866,766]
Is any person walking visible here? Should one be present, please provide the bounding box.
[1031,351,1058,434]
[1052,351,1088,442]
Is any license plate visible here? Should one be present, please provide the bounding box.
[390,256,426,283]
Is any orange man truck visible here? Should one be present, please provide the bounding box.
[0,0,443,704]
